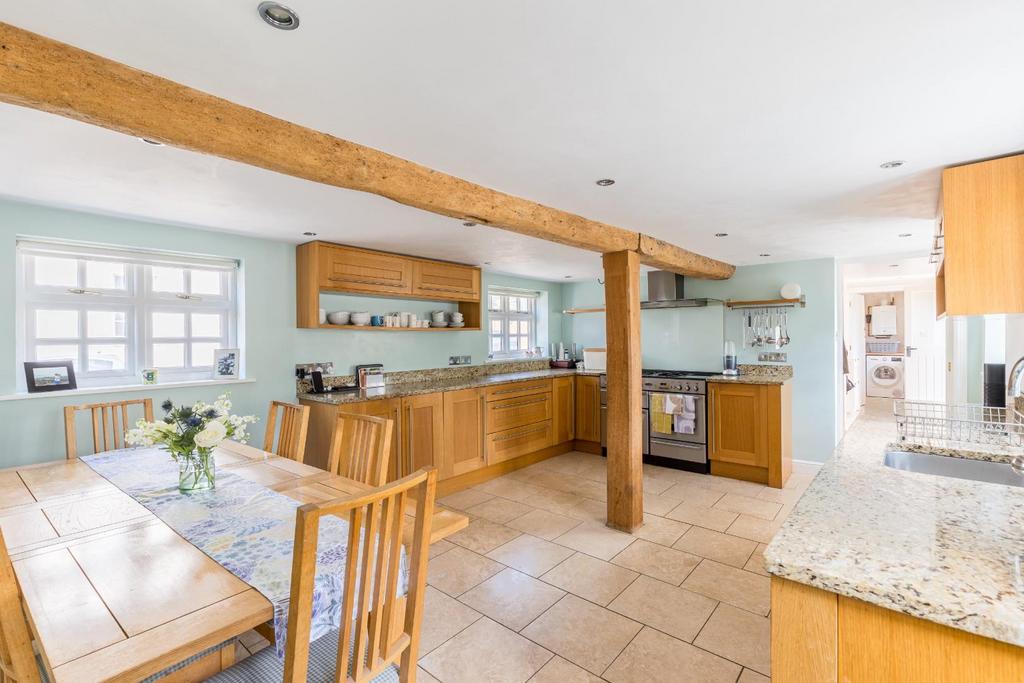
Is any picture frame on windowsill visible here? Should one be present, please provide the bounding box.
[213,348,240,380]
[24,360,78,393]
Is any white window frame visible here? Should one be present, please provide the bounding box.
[487,287,540,360]
[17,240,239,388]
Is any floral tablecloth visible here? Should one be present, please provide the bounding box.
[81,447,407,656]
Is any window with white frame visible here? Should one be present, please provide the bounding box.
[18,240,239,387]
[487,288,539,359]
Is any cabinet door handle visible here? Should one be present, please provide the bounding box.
[494,396,548,410]
[493,424,548,442]
[405,405,413,475]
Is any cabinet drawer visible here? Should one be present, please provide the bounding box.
[485,379,552,402]
[486,391,552,433]
[486,420,553,464]
[411,261,480,301]
[319,245,411,295]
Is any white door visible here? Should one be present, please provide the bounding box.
[844,293,866,427]
[905,287,946,401]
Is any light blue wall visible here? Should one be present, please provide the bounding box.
[563,258,840,461]
[0,200,562,466]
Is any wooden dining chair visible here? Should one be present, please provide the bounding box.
[0,529,42,683]
[209,468,437,683]
[263,400,311,463]
[64,398,154,459]
[327,412,394,487]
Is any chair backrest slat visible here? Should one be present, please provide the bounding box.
[284,469,436,683]
[64,398,154,459]
[328,413,393,487]
[263,401,310,463]
[0,530,44,683]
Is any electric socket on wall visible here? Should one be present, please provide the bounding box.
[449,355,472,366]
[758,352,787,362]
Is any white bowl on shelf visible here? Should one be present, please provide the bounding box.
[350,312,371,326]
[326,311,350,325]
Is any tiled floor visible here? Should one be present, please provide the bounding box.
[231,428,897,681]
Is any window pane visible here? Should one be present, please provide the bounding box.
[509,320,519,335]
[519,336,530,351]
[151,266,185,293]
[490,320,502,334]
[152,343,185,368]
[87,344,126,371]
[85,261,126,289]
[519,320,530,335]
[152,312,185,337]
[36,310,79,338]
[87,311,126,338]
[489,295,502,311]
[190,270,222,296]
[509,336,519,351]
[35,345,78,366]
[191,342,219,367]
[191,313,221,338]
[490,337,502,352]
[33,256,78,287]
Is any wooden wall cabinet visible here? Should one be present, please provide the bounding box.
[709,381,792,488]
[574,375,602,443]
[938,153,1024,317]
[319,244,412,295]
[441,388,486,479]
[552,376,575,444]
[412,261,480,301]
[401,392,444,476]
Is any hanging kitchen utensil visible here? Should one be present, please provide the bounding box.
[781,311,791,346]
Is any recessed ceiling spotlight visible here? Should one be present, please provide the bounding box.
[880,160,905,169]
[139,138,163,146]
[898,232,912,237]
[759,253,771,257]
[302,231,316,236]
[595,178,616,187]
[714,233,728,238]
[258,2,300,30]
[462,221,477,227]
[889,264,900,268]
[563,275,572,279]
[483,261,492,265]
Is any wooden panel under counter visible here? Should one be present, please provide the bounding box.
[708,380,792,488]
[486,390,553,433]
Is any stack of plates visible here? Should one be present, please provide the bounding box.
[449,322,465,328]
[430,321,449,328]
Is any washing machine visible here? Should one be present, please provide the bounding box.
[866,355,904,398]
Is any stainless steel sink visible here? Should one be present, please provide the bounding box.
[884,450,1024,488]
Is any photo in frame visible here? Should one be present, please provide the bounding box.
[24,360,77,393]
[213,348,240,379]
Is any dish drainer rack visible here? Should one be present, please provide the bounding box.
[893,400,1024,450]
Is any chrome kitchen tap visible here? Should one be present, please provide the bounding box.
[1009,355,1024,476]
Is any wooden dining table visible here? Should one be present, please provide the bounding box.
[0,441,467,683]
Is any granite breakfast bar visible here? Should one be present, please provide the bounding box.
[764,407,1024,681]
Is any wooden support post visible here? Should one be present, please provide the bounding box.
[602,251,643,533]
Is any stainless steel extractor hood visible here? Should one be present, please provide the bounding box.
[641,271,720,309]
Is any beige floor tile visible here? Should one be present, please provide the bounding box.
[640,492,679,516]
[507,508,582,541]
[641,476,675,495]
[466,497,536,524]
[694,603,771,675]
[487,534,575,577]
[725,514,780,544]
[522,595,642,675]
[571,478,608,501]
[527,655,603,682]
[611,539,701,585]
[682,560,770,616]
[607,575,717,642]
[527,469,581,493]
[633,514,691,547]
[738,667,770,682]
[661,483,726,507]
[419,585,483,655]
[665,501,738,532]
[524,488,588,515]
[428,545,505,597]
[439,488,494,511]
[475,476,547,502]
[417,667,441,683]
[575,460,609,483]
[603,626,741,683]
[420,617,553,683]
[449,517,522,554]
[564,498,608,523]
[459,568,565,631]
[428,538,455,559]
[755,484,806,505]
[673,526,757,568]
[743,543,769,576]
[713,493,783,520]
[540,552,638,605]
[554,521,635,560]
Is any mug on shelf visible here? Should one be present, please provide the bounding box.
[370,315,384,326]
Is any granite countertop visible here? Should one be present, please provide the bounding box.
[765,423,1024,646]
[705,374,790,386]
[298,368,583,405]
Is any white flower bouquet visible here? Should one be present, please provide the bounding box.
[126,394,258,492]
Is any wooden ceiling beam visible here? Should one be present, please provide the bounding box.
[0,22,735,280]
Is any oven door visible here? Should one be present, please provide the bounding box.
[648,392,706,445]
[601,391,649,455]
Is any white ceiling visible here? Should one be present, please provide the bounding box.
[1,1,1023,281]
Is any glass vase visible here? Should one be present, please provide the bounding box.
[178,451,216,492]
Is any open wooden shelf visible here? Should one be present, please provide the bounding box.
[318,324,480,331]
[725,297,806,308]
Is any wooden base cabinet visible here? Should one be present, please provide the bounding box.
[552,376,575,444]
[574,375,602,444]
[771,577,1024,683]
[401,393,443,476]
[708,381,792,488]
[441,388,486,478]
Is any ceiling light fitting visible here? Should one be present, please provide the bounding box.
[462,221,477,227]
[759,253,771,257]
[889,264,900,268]
[595,179,615,187]
[714,233,728,238]
[258,2,300,30]
[880,160,905,169]
[898,233,912,237]
[302,231,316,236]
[139,138,163,146]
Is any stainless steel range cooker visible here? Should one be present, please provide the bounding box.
[600,369,713,472]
